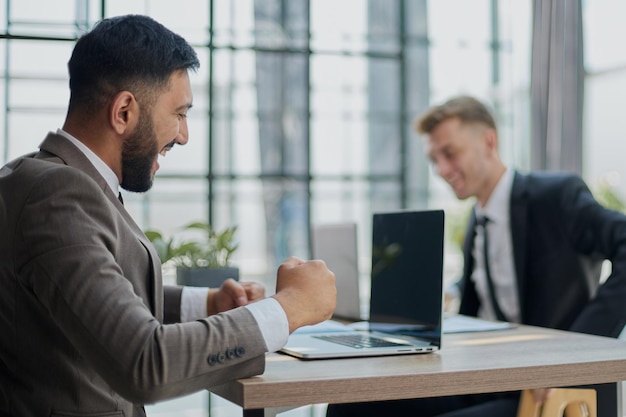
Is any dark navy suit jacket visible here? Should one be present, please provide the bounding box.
[460,171,626,338]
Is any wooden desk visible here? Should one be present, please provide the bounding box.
[210,325,626,416]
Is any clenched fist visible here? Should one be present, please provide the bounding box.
[272,257,337,333]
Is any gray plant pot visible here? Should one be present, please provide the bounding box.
[176,267,239,288]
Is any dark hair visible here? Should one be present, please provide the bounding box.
[67,14,200,115]
[415,96,497,134]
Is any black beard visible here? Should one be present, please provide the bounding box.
[120,112,158,193]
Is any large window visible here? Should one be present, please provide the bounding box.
[0,1,534,414]
[583,0,626,204]
[0,0,533,287]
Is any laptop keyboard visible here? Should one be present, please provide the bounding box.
[313,333,409,349]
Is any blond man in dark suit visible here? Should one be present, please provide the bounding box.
[327,96,626,417]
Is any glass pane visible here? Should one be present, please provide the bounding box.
[135,178,209,236]
[311,55,368,116]
[9,79,68,111]
[0,2,6,32]
[370,181,401,212]
[214,178,271,280]
[155,51,211,176]
[105,0,210,44]
[584,0,626,73]
[368,58,402,174]
[426,0,491,101]
[366,0,401,54]
[368,121,402,176]
[428,0,491,45]
[311,56,401,177]
[7,112,65,160]
[213,0,255,47]
[310,54,368,176]
[213,49,308,176]
[583,0,626,200]
[496,1,532,170]
[585,74,626,196]
[213,178,309,282]
[252,0,308,49]
[157,115,208,175]
[9,41,72,78]
[368,59,400,114]
[213,0,308,49]
[311,0,370,52]
[311,179,371,225]
[9,0,89,37]
[311,117,368,176]
[310,178,373,276]
[212,50,258,175]
[429,45,492,102]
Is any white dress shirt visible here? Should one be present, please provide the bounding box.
[471,168,520,323]
[56,129,289,352]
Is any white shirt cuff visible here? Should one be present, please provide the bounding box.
[181,287,289,352]
[180,286,209,322]
[245,297,289,353]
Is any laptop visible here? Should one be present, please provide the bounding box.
[311,223,363,321]
[280,209,444,359]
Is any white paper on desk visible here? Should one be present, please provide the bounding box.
[293,316,514,335]
[292,320,354,334]
[443,315,514,334]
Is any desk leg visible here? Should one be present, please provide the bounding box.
[243,406,304,417]
[596,382,622,417]
[243,409,264,417]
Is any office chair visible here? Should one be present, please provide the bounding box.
[516,388,596,417]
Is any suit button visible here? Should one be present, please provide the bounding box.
[226,348,236,359]
[235,346,246,357]
[207,354,217,366]
[218,352,226,363]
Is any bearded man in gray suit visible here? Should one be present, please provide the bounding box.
[0,15,336,417]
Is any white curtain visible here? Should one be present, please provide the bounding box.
[530,0,584,173]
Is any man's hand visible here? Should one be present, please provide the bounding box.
[272,256,336,333]
[206,279,266,315]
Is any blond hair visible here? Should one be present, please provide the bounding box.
[415,96,497,134]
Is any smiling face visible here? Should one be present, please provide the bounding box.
[120,70,193,192]
[424,117,504,206]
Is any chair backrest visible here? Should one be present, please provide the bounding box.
[516,389,596,417]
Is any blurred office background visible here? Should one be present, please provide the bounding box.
[1,0,625,415]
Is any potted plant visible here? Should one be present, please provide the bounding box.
[145,221,239,288]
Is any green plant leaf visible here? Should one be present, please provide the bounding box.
[144,222,238,268]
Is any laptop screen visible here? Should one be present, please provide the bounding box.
[369,210,444,345]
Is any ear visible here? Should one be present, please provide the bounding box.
[110,91,138,135]
[483,127,498,152]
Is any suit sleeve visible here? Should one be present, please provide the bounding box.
[15,166,267,403]
[163,285,183,324]
[559,176,626,337]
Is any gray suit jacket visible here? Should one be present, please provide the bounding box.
[460,171,626,338]
[0,133,267,416]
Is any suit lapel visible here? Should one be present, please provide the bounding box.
[38,133,163,320]
[510,171,529,317]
